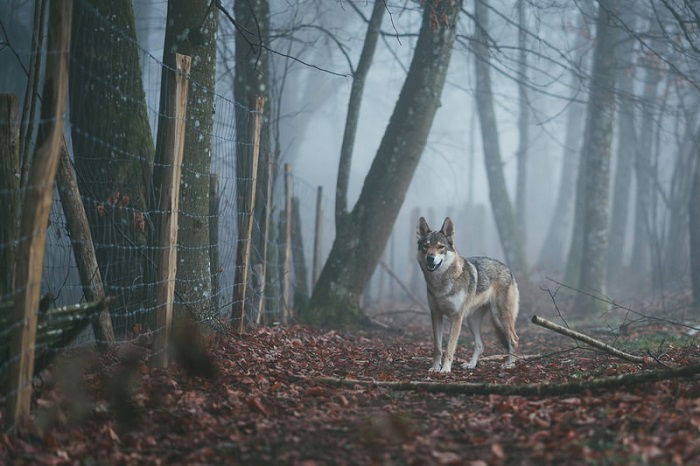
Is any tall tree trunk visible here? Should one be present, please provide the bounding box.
[630,26,662,282]
[663,119,699,279]
[473,0,527,276]
[514,0,529,248]
[690,150,700,312]
[158,0,218,323]
[606,8,638,286]
[232,0,272,309]
[335,0,385,227]
[304,0,462,327]
[70,0,155,334]
[572,0,622,314]
[0,94,20,300]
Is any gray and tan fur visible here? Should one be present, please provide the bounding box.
[417,217,519,373]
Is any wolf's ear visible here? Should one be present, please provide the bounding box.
[417,217,431,238]
[440,217,455,242]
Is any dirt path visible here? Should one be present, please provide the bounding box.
[2,323,699,465]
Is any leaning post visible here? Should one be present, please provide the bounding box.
[6,0,72,428]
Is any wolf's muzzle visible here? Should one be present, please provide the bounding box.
[426,256,442,272]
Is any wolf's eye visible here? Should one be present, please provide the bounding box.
[437,244,445,250]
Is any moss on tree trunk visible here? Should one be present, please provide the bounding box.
[70,0,155,334]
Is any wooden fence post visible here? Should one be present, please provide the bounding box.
[312,186,323,288]
[232,96,264,333]
[281,164,293,324]
[409,207,420,289]
[0,94,20,300]
[56,140,115,347]
[6,0,72,427]
[255,159,274,325]
[151,53,191,368]
[209,174,220,314]
[291,197,309,298]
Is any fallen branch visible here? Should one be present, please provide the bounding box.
[531,315,648,364]
[410,354,543,362]
[291,363,700,396]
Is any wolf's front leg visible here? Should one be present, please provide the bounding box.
[429,310,443,372]
[440,313,465,373]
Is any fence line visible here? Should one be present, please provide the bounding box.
[0,0,338,428]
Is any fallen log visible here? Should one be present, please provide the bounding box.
[531,315,648,364]
[290,363,700,397]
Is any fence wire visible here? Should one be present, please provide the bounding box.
[0,0,336,410]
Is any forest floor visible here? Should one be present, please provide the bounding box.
[2,294,700,465]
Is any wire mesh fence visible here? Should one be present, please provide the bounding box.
[0,0,336,424]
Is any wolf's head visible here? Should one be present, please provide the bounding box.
[416,217,457,273]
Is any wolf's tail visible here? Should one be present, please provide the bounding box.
[491,281,519,350]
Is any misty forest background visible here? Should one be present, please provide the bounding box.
[2,0,700,462]
[1,0,700,361]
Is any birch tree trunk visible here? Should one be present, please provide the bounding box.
[157,0,218,323]
[304,0,462,327]
[573,0,623,314]
[473,0,527,276]
[70,0,155,334]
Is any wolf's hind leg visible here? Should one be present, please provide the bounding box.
[429,310,444,372]
[463,306,488,369]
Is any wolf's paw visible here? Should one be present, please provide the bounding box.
[462,361,477,370]
[438,363,452,374]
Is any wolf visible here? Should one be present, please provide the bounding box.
[416,217,519,373]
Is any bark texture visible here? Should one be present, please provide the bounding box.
[0,94,20,300]
[158,0,218,323]
[70,0,155,334]
[572,0,623,314]
[304,0,462,327]
[474,0,527,276]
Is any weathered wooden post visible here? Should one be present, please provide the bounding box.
[312,186,323,288]
[255,159,274,325]
[409,207,420,289]
[56,140,115,346]
[291,197,309,298]
[231,96,264,333]
[6,0,72,427]
[280,164,293,324]
[0,94,20,300]
[209,174,220,314]
[151,53,191,368]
